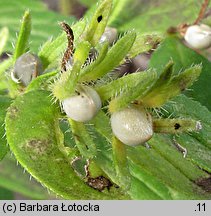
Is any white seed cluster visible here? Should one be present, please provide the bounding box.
[62,86,102,122]
[184,24,211,49]
[110,107,153,146]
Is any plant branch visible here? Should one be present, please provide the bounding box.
[194,0,210,24]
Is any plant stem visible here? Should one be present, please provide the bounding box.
[194,0,210,24]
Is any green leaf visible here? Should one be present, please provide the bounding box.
[81,118,130,200]
[90,110,113,141]
[0,96,12,161]
[0,155,52,199]
[90,106,211,199]
[149,134,208,182]
[52,60,84,100]
[128,33,163,58]
[176,134,211,173]
[59,119,76,149]
[13,10,31,61]
[149,36,211,110]
[5,90,119,199]
[141,64,202,108]
[80,42,109,77]
[153,118,201,134]
[74,41,91,64]
[86,123,118,182]
[0,0,76,52]
[127,140,210,199]
[80,31,136,82]
[96,69,156,102]
[108,69,157,112]
[129,159,172,199]
[26,71,57,92]
[83,0,112,46]
[108,0,150,28]
[112,137,131,189]
[0,27,9,56]
[163,94,211,172]
[68,119,97,158]
[119,0,203,33]
[0,187,14,200]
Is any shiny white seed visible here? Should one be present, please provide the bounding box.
[111,107,153,146]
[184,24,211,49]
[62,86,102,122]
[99,27,118,45]
[12,53,43,86]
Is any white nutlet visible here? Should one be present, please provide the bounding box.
[111,107,153,146]
[184,24,211,49]
[62,86,102,122]
[99,27,118,45]
[12,53,43,86]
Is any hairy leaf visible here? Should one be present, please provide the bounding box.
[0,156,51,199]
[141,64,202,107]
[80,31,136,81]
[5,90,121,199]
[92,108,210,199]
[0,187,14,200]
[128,33,162,58]
[96,69,156,102]
[26,71,57,92]
[149,36,211,110]
[163,94,211,172]
[120,0,204,33]
[0,96,11,160]
[13,10,31,61]
[108,69,157,112]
